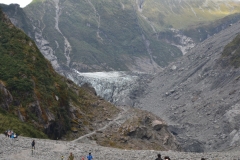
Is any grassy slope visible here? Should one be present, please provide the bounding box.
[141,0,240,31]
[0,109,47,138]
[0,8,119,139]
[222,34,240,68]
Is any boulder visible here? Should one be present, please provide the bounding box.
[152,120,164,131]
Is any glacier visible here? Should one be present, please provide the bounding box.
[65,69,152,106]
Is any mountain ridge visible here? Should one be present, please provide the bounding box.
[2,0,240,73]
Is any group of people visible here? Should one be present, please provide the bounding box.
[67,152,93,160]
[4,130,18,139]
[29,140,206,160]
[155,154,206,160]
[67,152,207,160]
[155,154,171,160]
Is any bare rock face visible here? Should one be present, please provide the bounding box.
[0,81,13,110]
[28,101,43,121]
[135,21,240,152]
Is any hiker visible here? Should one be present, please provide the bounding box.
[164,156,171,160]
[155,153,163,160]
[68,152,74,160]
[14,133,17,138]
[87,153,93,160]
[10,132,14,139]
[7,130,11,138]
[31,140,35,149]
[4,131,7,137]
[201,158,206,160]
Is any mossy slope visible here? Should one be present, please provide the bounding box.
[221,34,240,68]
[0,8,119,139]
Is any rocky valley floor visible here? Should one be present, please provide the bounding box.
[0,134,240,160]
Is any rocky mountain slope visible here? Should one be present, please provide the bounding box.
[135,20,240,152]
[0,7,121,140]
[1,134,240,160]
[0,8,179,150]
[2,0,240,73]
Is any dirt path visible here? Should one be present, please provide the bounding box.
[73,107,128,143]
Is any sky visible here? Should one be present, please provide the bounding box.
[0,0,32,8]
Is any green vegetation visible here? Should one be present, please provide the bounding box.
[0,8,119,139]
[0,109,47,138]
[0,8,70,138]
[222,34,240,68]
[141,0,240,30]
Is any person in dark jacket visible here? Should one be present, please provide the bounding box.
[31,140,35,149]
[155,153,163,160]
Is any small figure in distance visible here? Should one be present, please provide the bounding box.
[87,153,93,160]
[164,156,171,160]
[31,140,35,150]
[155,153,163,160]
[201,158,206,160]
[68,152,74,160]
[4,130,7,137]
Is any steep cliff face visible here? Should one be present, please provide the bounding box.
[2,1,240,73]
[135,21,240,152]
[0,81,13,111]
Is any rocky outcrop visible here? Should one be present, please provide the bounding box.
[88,107,180,151]
[0,81,13,110]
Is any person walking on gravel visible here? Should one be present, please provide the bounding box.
[68,152,74,160]
[155,153,163,160]
[31,140,35,150]
[87,153,93,160]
